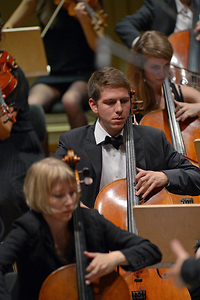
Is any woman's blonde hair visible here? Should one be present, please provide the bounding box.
[126,30,173,113]
[24,157,79,215]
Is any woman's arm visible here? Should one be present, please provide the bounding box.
[174,84,200,121]
[75,1,104,52]
[0,106,18,140]
[3,0,37,29]
[84,250,128,285]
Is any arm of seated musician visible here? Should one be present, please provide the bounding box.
[167,239,200,290]
[82,207,162,285]
[74,1,104,52]
[84,250,129,285]
[0,106,18,140]
[134,167,169,200]
[3,0,36,29]
[174,84,200,122]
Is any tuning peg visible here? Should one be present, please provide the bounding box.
[78,167,93,186]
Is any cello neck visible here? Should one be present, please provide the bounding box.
[163,78,186,155]
[125,112,140,234]
[62,151,95,300]
[73,205,95,300]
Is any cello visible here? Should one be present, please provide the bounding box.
[141,0,200,173]
[140,77,200,204]
[94,96,191,299]
[39,150,131,300]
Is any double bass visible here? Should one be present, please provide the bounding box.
[94,96,191,299]
[140,77,200,204]
[39,150,131,300]
[169,0,200,88]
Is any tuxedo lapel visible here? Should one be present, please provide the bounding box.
[133,126,146,170]
[83,124,102,180]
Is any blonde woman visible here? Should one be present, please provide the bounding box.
[0,157,161,300]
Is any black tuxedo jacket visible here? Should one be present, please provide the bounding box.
[54,123,200,207]
[115,0,178,48]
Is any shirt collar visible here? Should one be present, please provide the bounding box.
[94,119,124,145]
[175,0,192,13]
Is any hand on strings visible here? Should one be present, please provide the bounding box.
[75,2,91,23]
[84,250,128,285]
[132,114,138,125]
[74,1,102,51]
[194,20,200,41]
[174,99,200,122]
[166,239,190,288]
[134,168,169,200]
[0,105,18,140]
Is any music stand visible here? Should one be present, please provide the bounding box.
[1,26,49,77]
[133,204,200,268]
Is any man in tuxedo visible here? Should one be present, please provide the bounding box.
[54,67,200,208]
[115,0,200,49]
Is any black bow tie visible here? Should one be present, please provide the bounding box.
[103,135,123,150]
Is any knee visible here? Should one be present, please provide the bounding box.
[62,91,81,110]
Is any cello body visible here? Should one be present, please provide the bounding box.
[169,30,199,86]
[94,179,191,299]
[169,0,200,87]
[39,264,131,300]
[140,109,200,166]
[169,0,200,89]
[140,109,200,204]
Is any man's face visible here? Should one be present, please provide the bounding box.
[144,57,170,87]
[89,87,131,137]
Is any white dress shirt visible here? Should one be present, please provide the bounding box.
[174,0,193,33]
[94,119,126,190]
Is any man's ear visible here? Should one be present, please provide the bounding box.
[89,98,98,114]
